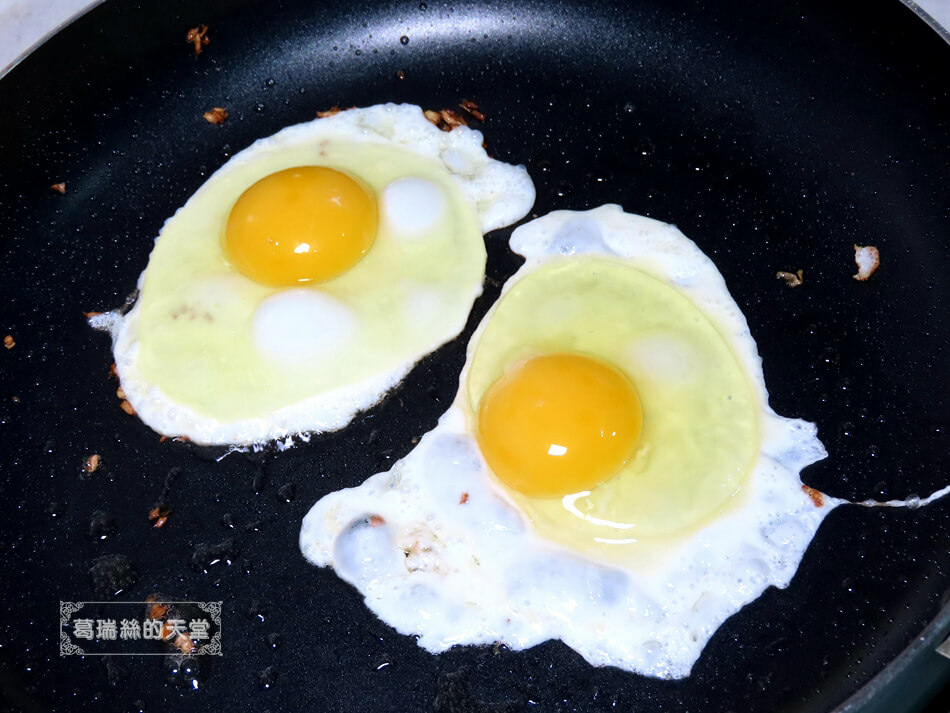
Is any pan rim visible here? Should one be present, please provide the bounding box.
[835,596,950,711]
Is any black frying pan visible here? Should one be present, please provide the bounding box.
[1,1,949,711]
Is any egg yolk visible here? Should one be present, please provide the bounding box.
[476,353,643,498]
[224,166,378,286]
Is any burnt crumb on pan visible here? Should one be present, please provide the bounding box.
[159,434,191,444]
[802,485,825,507]
[186,25,210,56]
[3,334,14,349]
[145,595,204,655]
[395,69,406,80]
[108,362,137,415]
[316,105,358,118]
[459,492,470,505]
[148,506,172,529]
[775,269,803,287]
[50,182,66,194]
[203,107,229,125]
[148,467,181,529]
[82,453,102,475]
[424,108,468,132]
[459,99,486,121]
[853,244,880,281]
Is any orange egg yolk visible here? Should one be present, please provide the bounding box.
[223,166,378,286]
[476,353,643,498]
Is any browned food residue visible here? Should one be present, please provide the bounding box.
[802,485,825,507]
[317,105,342,118]
[145,596,197,654]
[424,108,467,132]
[395,69,406,80]
[853,245,880,282]
[50,182,66,194]
[83,454,102,474]
[369,515,386,527]
[776,269,803,288]
[145,596,168,620]
[119,400,136,415]
[148,505,173,529]
[459,99,485,121]
[203,107,229,125]
[3,335,14,349]
[186,25,210,56]
[459,492,470,505]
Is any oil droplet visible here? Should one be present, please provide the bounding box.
[906,494,920,509]
[259,665,279,690]
[400,35,410,45]
[88,510,117,541]
[266,632,281,650]
[191,539,236,573]
[634,139,655,156]
[249,599,267,623]
[277,483,296,503]
[89,554,138,598]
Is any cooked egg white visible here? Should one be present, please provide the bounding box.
[91,103,535,445]
[300,205,839,678]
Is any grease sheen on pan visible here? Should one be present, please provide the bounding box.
[300,205,839,678]
[92,104,535,445]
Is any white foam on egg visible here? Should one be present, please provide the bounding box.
[342,104,535,233]
[625,334,701,384]
[300,205,844,678]
[382,177,446,236]
[300,407,837,678]
[252,289,355,363]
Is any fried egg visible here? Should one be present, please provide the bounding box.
[300,205,839,678]
[91,103,535,445]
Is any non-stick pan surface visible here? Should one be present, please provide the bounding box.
[1,1,949,711]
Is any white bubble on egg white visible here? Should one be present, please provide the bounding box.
[625,333,702,384]
[252,290,355,364]
[382,177,447,236]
